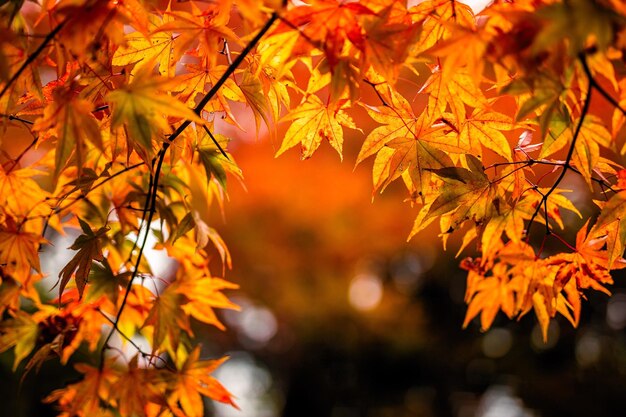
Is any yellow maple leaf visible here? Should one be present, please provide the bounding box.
[177,275,239,331]
[0,220,43,279]
[276,95,357,160]
[463,264,516,331]
[168,347,237,417]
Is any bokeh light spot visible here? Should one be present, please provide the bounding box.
[482,328,513,358]
[348,273,383,311]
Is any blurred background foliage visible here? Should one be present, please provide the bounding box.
[200,136,626,417]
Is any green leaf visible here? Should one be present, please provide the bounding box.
[0,312,38,371]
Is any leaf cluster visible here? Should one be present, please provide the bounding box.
[2,0,626,415]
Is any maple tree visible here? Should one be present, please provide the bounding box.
[2,0,626,415]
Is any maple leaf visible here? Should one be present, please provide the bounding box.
[159,1,240,64]
[0,217,43,279]
[0,165,50,220]
[0,275,21,317]
[51,0,149,59]
[532,0,618,55]
[110,357,166,417]
[239,69,272,133]
[463,264,516,331]
[480,206,526,258]
[106,64,204,160]
[570,115,613,187]
[32,80,103,179]
[420,67,489,125]
[358,90,464,165]
[58,219,108,299]
[143,281,192,353]
[592,192,626,268]
[282,0,375,69]
[276,95,357,160]
[0,311,39,370]
[176,275,239,331]
[359,93,462,194]
[44,363,115,417]
[175,63,245,122]
[358,91,422,165]
[409,0,476,55]
[425,155,499,230]
[376,134,454,195]
[85,259,130,305]
[359,3,420,83]
[546,221,623,310]
[168,347,237,417]
[196,134,243,191]
[112,14,178,77]
[459,109,515,161]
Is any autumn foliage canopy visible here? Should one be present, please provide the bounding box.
[2,0,626,415]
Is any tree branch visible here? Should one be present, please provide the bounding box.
[202,124,230,160]
[98,12,279,366]
[167,12,279,145]
[525,58,593,240]
[0,20,66,100]
[0,113,34,125]
[580,55,626,116]
[99,149,165,368]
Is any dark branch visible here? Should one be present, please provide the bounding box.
[1,113,34,125]
[0,20,66,100]
[525,57,593,240]
[580,55,626,116]
[202,125,230,160]
[167,12,279,145]
[98,12,281,366]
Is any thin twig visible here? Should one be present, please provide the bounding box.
[6,136,38,174]
[580,56,626,116]
[97,308,174,370]
[26,163,145,229]
[275,14,317,47]
[490,161,532,184]
[167,12,279,144]
[99,12,280,366]
[124,172,154,267]
[486,158,616,192]
[525,57,593,240]
[363,79,390,107]
[0,20,67,100]
[202,125,230,160]
[0,113,34,125]
[100,150,166,368]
